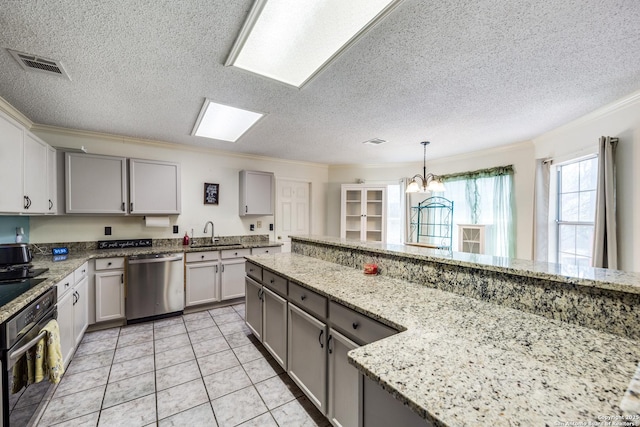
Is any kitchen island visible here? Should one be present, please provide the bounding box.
[244,235,640,426]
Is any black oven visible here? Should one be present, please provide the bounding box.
[1,285,57,427]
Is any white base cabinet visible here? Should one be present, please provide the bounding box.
[186,261,219,306]
[245,277,263,341]
[56,276,75,368]
[327,328,359,427]
[220,258,246,300]
[94,258,125,322]
[56,262,89,368]
[287,303,327,414]
[262,287,287,368]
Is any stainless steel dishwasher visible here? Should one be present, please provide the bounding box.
[126,253,184,323]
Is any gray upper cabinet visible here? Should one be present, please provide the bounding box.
[65,153,127,214]
[129,158,181,214]
[65,154,181,215]
[239,170,274,216]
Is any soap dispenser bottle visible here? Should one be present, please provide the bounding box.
[182,232,190,246]
[15,227,24,243]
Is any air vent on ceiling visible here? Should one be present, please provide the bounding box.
[362,138,387,145]
[8,49,71,80]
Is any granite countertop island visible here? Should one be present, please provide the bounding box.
[246,237,640,426]
[0,240,281,324]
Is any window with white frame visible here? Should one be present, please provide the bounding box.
[555,156,598,267]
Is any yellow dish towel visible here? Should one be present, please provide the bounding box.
[12,319,65,393]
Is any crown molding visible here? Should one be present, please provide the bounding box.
[534,89,640,142]
[30,123,329,169]
[329,140,533,170]
[0,96,33,128]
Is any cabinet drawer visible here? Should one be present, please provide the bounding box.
[289,282,327,320]
[251,246,281,255]
[95,257,125,270]
[263,270,287,296]
[245,262,262,282]
[220,248,251,259]
[56,272,75,299]
[329,301,396,345]
[74,262,88,284]
[186,251,219,263]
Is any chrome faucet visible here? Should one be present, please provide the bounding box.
[203,221,218,244]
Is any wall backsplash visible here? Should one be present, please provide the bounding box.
[0,216,29,244]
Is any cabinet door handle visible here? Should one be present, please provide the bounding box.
[327,334,333,354]
[121,273,124,284]
[23,196,29,209]
[300,295,306,301]
[318,330,324,348]
[221,265,225,273]
[245,205,248,213]
[130,202,133,212]
[270,279,274,284]
[258,288,264,300]
[121,202,125,211]
[215,265,218,273]
[352,322,359,330]
[49,199,53,210]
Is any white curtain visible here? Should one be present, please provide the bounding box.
[491,173,515,258]
[532,159,551,262]
[592,136,618,268]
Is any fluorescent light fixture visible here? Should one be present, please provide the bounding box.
[226,0,402,88]
[192,99,264,142]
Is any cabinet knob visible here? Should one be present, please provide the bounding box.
[352,322,359,330]
[65,283,70,288]
[201,255,205,259]
[234,252,238,256]
[270,279,274,283]
[301,295,306,301]
[107,262,112,266]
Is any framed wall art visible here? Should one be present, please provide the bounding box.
[204,183,219,205]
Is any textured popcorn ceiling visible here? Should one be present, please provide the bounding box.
[1,0,639,164]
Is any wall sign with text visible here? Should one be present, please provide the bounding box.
[204,183,219,205]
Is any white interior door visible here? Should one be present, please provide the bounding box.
[276,179,310,252]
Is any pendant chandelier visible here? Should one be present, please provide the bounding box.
[406,141,445,193]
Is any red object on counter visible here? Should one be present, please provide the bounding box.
[363,263,378,275]
[182,232,190,246]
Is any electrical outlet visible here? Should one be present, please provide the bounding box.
[105,226,112,236]
[269,223,273,231]
[173,225,179,234]
[257,220,262,228]
[250,224,255,231]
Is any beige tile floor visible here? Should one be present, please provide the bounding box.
[36,304,330,427]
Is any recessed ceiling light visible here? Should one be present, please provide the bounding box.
[226,0,402,88]
[191,99,264,142]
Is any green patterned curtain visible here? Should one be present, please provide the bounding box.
[440,165,515,257]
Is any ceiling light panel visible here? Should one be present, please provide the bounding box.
[227,0,401,88]
[192,100,264,142]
